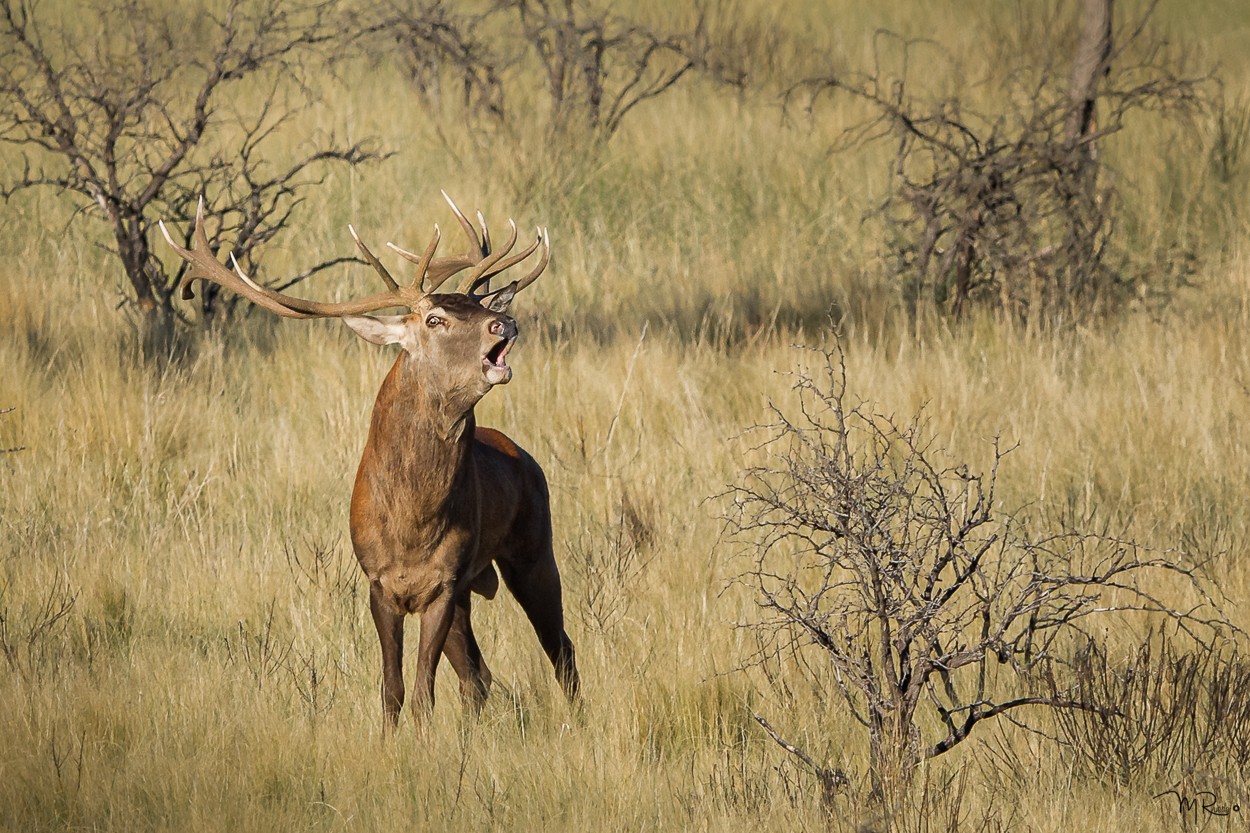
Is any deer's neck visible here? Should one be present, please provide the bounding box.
[361,354,478,502]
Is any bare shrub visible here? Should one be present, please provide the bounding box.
[510,0,703,141]
[0,569,76,680]
[0,0,383,325]
[288,645,347,720]
[1208,91,1250,185]
[786,2,1206,323]
[1055,636,1250,785]
[371,0,721,145]
[565,491,654,633]
[725,339,1228,804]
[365,1,506,122]
[282,535,360,613]
[223,599,293,689]
[887,767,1013,833]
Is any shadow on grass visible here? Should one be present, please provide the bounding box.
[525,280,906,354]
[111,306,294,375]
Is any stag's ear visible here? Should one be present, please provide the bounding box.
[342,314,410,346]
[487,281,518,313]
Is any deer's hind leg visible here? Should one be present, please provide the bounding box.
[499,550,580,701]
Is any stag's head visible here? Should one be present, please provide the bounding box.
[160,192,549,401]
[342,292,520,398]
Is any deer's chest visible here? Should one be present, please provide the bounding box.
[347,417,485,612]
[354,518,479,614]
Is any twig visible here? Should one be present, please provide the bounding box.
[603,320,648,451]
[0,406,23,454]
[753,712,849,806]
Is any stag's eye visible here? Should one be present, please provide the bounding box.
[425,315,443,328]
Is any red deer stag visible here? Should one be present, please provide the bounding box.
[160,194,579,729]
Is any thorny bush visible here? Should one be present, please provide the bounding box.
[726,338,1230,803]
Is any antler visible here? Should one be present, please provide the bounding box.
[160,194,551,318]
[387,190,550,300]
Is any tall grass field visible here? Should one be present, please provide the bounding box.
[3,0,1250,830]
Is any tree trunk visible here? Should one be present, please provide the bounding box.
[1066,0,1114,154]
[868,708,922,801]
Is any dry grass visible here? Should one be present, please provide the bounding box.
[3,0,1250,830]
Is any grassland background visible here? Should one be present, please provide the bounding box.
[2,0,1250,830]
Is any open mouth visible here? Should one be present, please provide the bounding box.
[483,336,515,372]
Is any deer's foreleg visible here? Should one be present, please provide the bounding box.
[411,590,457,719]
[368,581,406,732]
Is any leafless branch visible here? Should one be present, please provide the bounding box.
[752,712,849,808]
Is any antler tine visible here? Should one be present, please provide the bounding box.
[387,224,441,292]
[468,228,545,296]
[348,225,401,292]
[458,218,518,294]
[161,196,420,318]
[473,227,551,307]
[509,227,550,295]
[476,209,491,255]
[441,190,485,259]
[229,253,280,297]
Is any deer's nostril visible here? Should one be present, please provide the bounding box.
[489,320,504,335]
